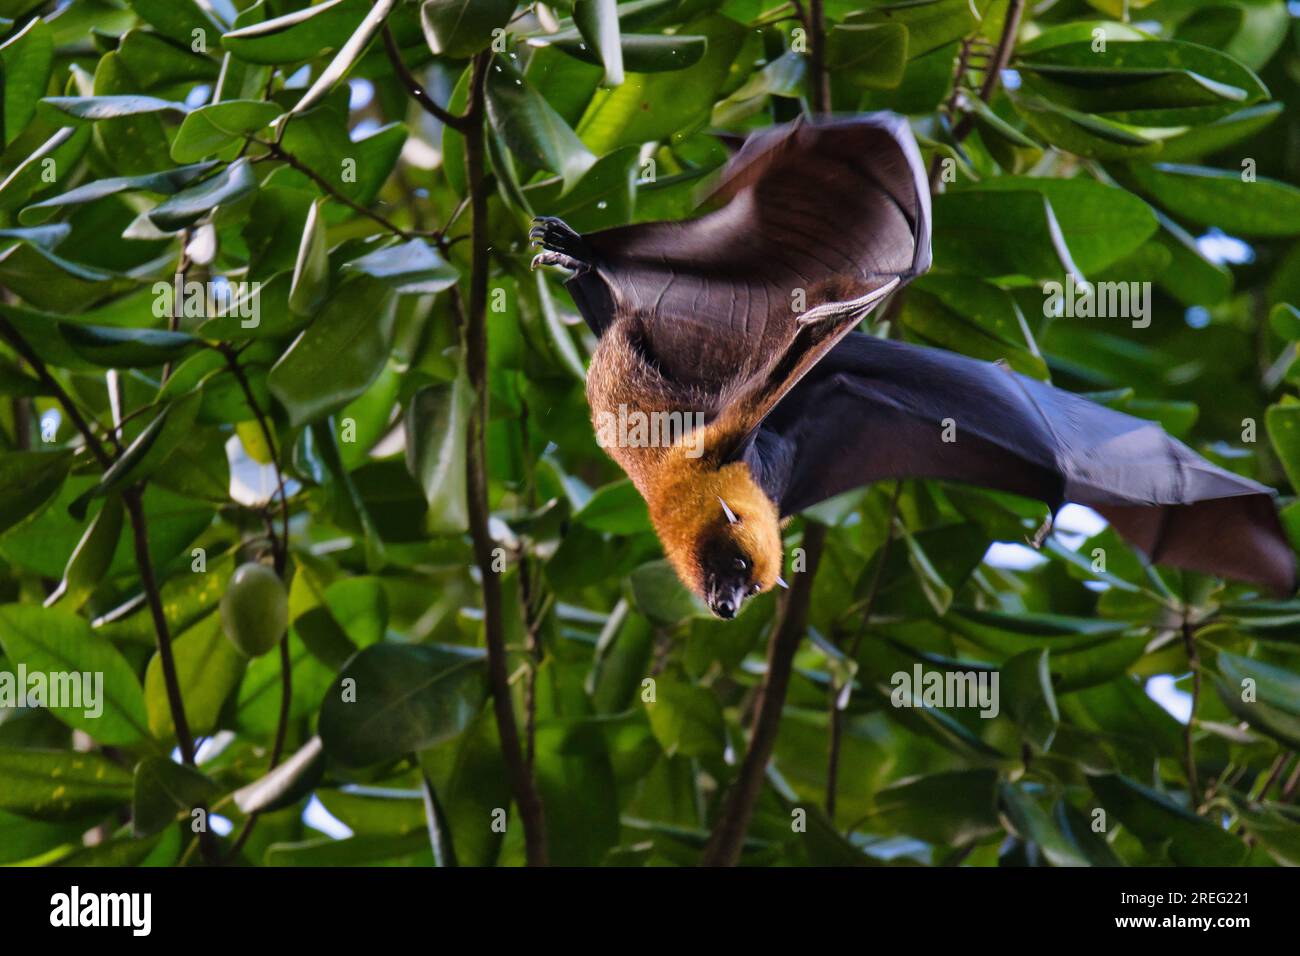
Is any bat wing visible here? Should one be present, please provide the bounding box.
[745,332,1295,594]
[545,113,931,390]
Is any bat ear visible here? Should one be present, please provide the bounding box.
[775,575,789,589]
[717,496,740,525]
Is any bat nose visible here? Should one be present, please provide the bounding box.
[713,598,736,619]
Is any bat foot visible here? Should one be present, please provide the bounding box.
[529,216,590,261]
[532,250,582,273]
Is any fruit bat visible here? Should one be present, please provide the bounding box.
[531,113,1296,619]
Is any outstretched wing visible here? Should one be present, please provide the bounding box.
[745,332,1295,594]
[552,113,931,390]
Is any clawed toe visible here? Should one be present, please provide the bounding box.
[528,216,589,261]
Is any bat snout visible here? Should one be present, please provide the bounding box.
[706,582,749,620]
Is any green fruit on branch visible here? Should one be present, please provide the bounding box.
[220,562,288,658]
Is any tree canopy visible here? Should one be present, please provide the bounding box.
[0,0,1299,867]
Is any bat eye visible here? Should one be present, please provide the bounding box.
[750,583,761,595]
[734,557,748,571]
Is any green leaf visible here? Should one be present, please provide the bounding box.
[486,58,596,195]
[826,22,908,91]
[0,747,134,821]
[0,243,135,313]
[858,769,1001,845]
[1270,303,1300,342]
[232,736,326,815]
[0,604,152,747]
[1015,39,1268,127]
[901,278,1046,378]
[419,0,516,59]
[629,560,708,626]
[1000,781,1122,866]
[144,613,246,743]
[0,223,68,251]
[644,679,724,759]
[0,17,53,146]
[574,479,651,535]
[1126,163,1300,238]
[404,372,471,533]
[1088,773,1248,865]
[1002,649,1060,751]
[1158,102,1283,162]
[342,239,459,295]
[222,0,369,65]
[126,0,224,46]
[288,197,329,316]
[171,100,281,163]
[318,642,488,768]
[324,576,388,648]
[0,450,70,536]
[0,127,91,215]
[538,32,706,74]
[1266,402,1300,492]
[97,549,234,647]
[574,0,624,87]
[45,497,123,611]
[945,177,1158,278]
[40,93,188,123]
[18,161,218,224]
[268,276,398,427]
[131,756,218,836]
[73,392,201,517]
[287,0,398,117]
[148,157,258,231]
[576,14,745,155]
[60,324,197,368]
[852,0,982,57]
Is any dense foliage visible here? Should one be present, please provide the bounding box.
[0,0,1299,867]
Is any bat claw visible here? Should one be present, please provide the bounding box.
[532,250,580,273]
[529,215,591,262]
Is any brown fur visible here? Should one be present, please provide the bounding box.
[587,316,784,597]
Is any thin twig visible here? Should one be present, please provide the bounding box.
[382,24,470,131]
[218,347,295,862]
[806,0,830,115]
[0,318,113,469]
[927,0,1026,192]
[254,140,416,240]
[461,50,549,866]
[1181,615,1202,808]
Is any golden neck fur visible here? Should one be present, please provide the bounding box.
[586,317,783,596]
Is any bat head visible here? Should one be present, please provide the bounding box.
[649,459,782,619]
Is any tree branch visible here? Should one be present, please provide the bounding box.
[218,346,294,861]
[254,141,416,240]
[0,318,113,469]
[462,50,549,866]
[382,24,470,131]
[124,489,199,768]
[701,521,828,867]
[1181,616,1202,808]
[806,0,830,115]
[928,0,1026,192]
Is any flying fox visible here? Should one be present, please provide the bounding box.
[531,113,1295,619]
